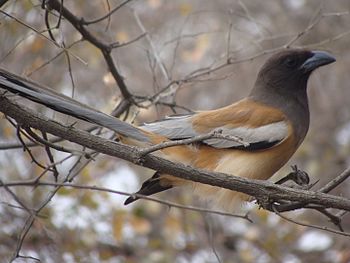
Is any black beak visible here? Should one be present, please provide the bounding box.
[300,51,336,72]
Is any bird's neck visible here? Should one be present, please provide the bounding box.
[249,82,310,147]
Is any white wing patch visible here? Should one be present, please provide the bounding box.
[204,121,289,148]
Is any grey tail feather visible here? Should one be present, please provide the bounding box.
[0,68,150,142]
[124,172,173,205]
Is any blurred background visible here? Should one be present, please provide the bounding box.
[0,0,350,262]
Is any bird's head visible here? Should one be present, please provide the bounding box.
[251,49,335,101]
[249,49,335,144]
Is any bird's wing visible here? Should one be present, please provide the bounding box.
[141,113,197,140]
[141,99,290,150]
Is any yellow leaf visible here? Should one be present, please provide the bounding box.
[256,208,269,222]
[2,124,14,138]
[23,57,45,75]
[112,211,126,242]
[57,187,75,196]
[181,35,209,62]
[80,167,91,180]
[179,3,192,16]
[129,216,151,235]
[244,226,260,242]
[80,192,98,209]
[115,31,129,43]
[30,37,45,52]
[164,214,182,239]
[148,0,162,9]
[240,247,255,263]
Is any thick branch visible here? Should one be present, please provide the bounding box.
[1,95,350,211]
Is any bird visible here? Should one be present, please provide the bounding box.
[0,49,336,209]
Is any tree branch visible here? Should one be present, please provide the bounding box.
[45,0,133,101]
[1,95,350,212]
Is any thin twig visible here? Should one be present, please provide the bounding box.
[82,0,133,25]
[272,204,350,237]
[41,131,59,180]
[139,129,249,157]
[15,124,49,171]
[0,10,85,65]
[26,39,83,77]
[133,8,170,81]
[1,180,252,221]
[319,166,350,193]
[315,208,344,232]
[11,214,38,261]
[46,0,133,101]
[111,32,147,48]
[0,179,33,215]
[283,5,323,48]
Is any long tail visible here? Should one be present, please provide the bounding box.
[0,68,150,142]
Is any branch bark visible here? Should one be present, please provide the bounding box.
[1,95,350,212]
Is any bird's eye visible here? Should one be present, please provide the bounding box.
[284,57,297,68]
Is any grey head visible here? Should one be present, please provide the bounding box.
[249,49,336,145]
